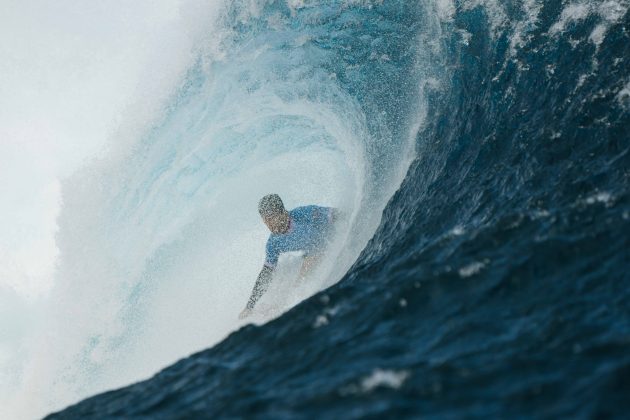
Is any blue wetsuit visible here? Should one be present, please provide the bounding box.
[245,205,335,311]
[264,205,335,269]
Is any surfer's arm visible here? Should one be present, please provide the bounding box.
[240,266,274,317]
[330,208,341,222]
[322,206,343,224]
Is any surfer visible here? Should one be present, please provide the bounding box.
[239,194,339,319]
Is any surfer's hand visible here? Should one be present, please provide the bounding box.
[239,308,252,320]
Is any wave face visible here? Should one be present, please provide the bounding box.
[42,0,630,418]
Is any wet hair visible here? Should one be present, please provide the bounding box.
[258,194,285,218]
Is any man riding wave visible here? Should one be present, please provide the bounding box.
[239,194,339,319]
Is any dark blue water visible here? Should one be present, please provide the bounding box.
[48,0,629,418]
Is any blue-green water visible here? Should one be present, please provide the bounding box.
[48,0,629,418]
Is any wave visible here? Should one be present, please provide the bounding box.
[3,0,452,418]
[7,0,630,418]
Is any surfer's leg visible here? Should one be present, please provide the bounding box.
[298,253,321,280]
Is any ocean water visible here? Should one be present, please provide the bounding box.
[10,0,630,418]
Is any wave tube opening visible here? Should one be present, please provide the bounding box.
[3,1,451,418]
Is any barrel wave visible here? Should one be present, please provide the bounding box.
[15,0,630,418]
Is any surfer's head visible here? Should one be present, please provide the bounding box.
[259,194,289,234]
